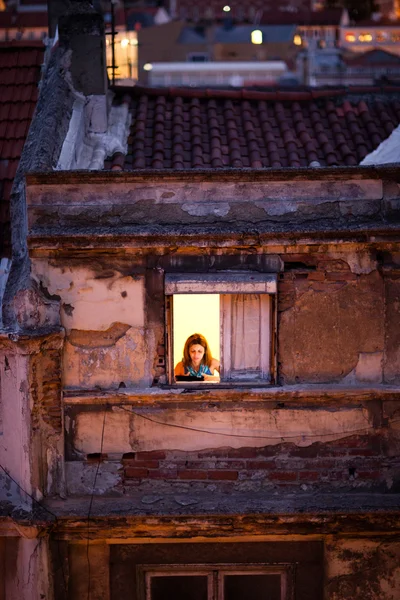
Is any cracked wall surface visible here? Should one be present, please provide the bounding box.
[32,262,146,388]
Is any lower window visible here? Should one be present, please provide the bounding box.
[139,564,294,600]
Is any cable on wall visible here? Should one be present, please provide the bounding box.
[0,464,68,597]
[117,405,400,441]
[86,406,107,600]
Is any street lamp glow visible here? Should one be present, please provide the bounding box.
[223,5,231,11]
[120,38,129,47]
[143,63,153,71]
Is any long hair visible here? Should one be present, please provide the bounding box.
[182,333,213,368]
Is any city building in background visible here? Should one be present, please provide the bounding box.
[341,16,400,55]
[0,0,47,41]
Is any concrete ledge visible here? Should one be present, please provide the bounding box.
[63,384,400,406]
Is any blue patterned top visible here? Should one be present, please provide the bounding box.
[184,363,212,377]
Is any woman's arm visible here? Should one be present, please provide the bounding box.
[202,359,220,381]
[210,358,220,373]
[174,361,186,376]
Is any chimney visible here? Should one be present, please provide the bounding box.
[58,0,108,133]
[47,0,71,39]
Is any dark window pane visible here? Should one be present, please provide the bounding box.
[224,574,281,600]
[150,575,208,600]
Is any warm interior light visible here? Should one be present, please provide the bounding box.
[293,34,302,46]
[223,5,231,11]
[358,33,372,42]
[251,29,263,44]
[130,38,138,45]
[120,38,129,47]
[345,32,356,42]
[173,295,220,369]
[143,63,153,71]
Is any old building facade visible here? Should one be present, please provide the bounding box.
[0,3,400,599]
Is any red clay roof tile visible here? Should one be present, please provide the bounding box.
[115,85,400,171]
[0,43,44,255]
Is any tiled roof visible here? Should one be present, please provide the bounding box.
[107,86,400,171]
[344,49,400,67]
[0,11,48,29]
[0,41,44,255]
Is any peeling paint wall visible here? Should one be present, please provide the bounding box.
[32,262,147,388]
[0,353,33,508]
[30,249,399,389]
[278,256,385,384]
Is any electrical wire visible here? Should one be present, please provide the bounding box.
[117,405,400,441]
[86,407,107,600]
[0,464,68,597]
[0,464,58,519]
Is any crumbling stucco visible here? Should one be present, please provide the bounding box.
[325,538,400,600]
[63,326,146,388]
[31,263,147,388]
[70,406,372,454]
[279,271,384,384]
[32,262,144,331]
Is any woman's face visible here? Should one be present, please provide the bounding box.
[189,343,205,367]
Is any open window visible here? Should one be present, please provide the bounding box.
[165,273,277,385]
[139,563,294,600]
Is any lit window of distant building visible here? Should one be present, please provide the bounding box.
[251,30,263,45]
[345,32,356,42]
[359,32,373,42]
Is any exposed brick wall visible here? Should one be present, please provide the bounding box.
[278,255,358,314]
[278,254,385,384]
[115,435,395,493]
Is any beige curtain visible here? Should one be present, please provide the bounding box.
[231,294,261,374]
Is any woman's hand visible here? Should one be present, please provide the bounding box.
[202,374,220,382]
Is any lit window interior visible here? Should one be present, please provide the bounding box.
[173,294,220,371]
[105,31,138,82]
[345,32,356,42]
[359,32,373,42]
[251,30,263,45]
[293,34,302,46]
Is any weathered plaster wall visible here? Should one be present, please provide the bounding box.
[71,406,372,454]
[325,538,400,600]
[32,262,147,388]
[0,536,53,600]
[278,254,385,384]
[384,272,400,384]
[26,175,386,231]
[30,249,398,389]
[0,353,33,508]
[62,394,399,497]
[0,331,64,506]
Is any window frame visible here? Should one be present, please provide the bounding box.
[137,563,295,600]
[164,272,278,386]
